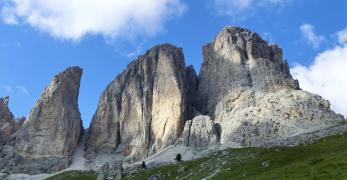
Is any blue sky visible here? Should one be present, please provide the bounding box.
[1,0,347,127]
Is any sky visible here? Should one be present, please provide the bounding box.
[0,0,346,127]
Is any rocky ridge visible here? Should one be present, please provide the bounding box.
[197,26,299,116]
[0,97,19,145]
[86,44,198,161]
[191,26,345,148]
[0,26,346,177]
[1,67,84,175]
[86,26,346,167]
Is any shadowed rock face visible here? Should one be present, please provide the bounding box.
[12,66,83,174]
[86,44,198,161]
[0,97,18,145]
[197,26,299,116]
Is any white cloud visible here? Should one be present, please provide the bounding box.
[291,44,347,118]
[300,23,325,48]
[336,27,347,44]
[3,85,14,93]
[213,0,289,17]
[2,85,29,96]
[15,86,29,96]
[1,0,186,41]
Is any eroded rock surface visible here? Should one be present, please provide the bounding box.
[180,115,219,150]
[0,97,18,145]
[3,26,347,175]
[11,66,83,174]
[197,26,346,148]
[197,26,299,116]
[86,44,197,161]
[215,88,346,147]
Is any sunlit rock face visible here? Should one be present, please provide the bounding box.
[86,44,198,161]
[13,66,83,174]
[195,26,345,148]
[3,26,345,175]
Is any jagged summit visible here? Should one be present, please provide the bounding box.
[197,25,299,115]
[1,96,10,106]
[1,26,346,176]
[86,43,197,161]
[0,96,18,145]
[214,25,289,67]
[11,66,83,174]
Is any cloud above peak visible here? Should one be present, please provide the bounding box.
[1,0,187,41]
[300,23,325,48]
[336,27,347,44]
[213,0,290,18]
[291,43,347,118]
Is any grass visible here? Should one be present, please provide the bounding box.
[45,170,97,180]
[127,132,347,180]
[46,132,347,180]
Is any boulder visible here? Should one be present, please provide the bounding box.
[180,115,219,150]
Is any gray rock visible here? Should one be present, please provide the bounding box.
[148,174,164,180]
[86,44,198,161]
[177,166,188,173]
[0,97,18,145]
[197,26,299,116]
[180,115,218,150]
[221,150,229,157]
[12,66,83,174]
[214,88,346,147]
[195,26,346,148]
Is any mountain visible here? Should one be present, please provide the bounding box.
[49,131,347,179]
[192,26,345,148]
[0,26,346,178]
[85,44,198,161]
[86,26,345,163]
[0,97,19,145]
[1,67,83,174]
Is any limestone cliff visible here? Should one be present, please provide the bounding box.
[12,66,83,174]
[0,97,18,145]
[194,26,346,148]
[2,26,346,175]
[86,44,197,161]
[197,26,299,116]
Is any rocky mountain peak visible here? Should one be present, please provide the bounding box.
[12,66,83,174]
[86,43,197,161]
[197,26,299,115]
[1,26,346,176]
[0,96,17,145]
[1,96,10,106]
[217,26,285,63]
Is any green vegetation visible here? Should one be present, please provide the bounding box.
[141,161,147,169]
[175,153,182,162]
[45,170,97,180]
[46,132,347,180]
[127,132,347,180]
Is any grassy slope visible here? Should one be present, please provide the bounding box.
[128,132,347,180]
[46,132,347,180]
[45,171,97,180]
